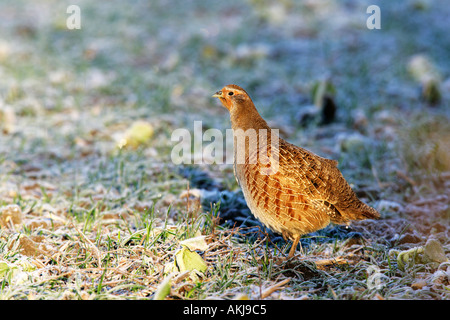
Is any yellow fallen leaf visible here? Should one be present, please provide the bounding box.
[0,258,36,285]
[0,261,9,277]
[154,273,174,300]
[175,247,207,273]
[393,239,448,270]
[118,121,154,149]
[179,235,209,251]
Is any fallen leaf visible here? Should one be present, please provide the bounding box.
[175,247,207,273]
[423,239,448,265]
[393,239,448,270]
[117,121,154,149]
[179,235,209,251]
[0,261,9,278]
[154,273,174,300]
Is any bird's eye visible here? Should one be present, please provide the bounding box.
[228,92,234,96]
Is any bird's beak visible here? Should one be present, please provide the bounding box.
[212,91,223,98]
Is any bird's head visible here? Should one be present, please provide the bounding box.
[212,84,252,112]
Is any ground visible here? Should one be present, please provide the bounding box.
[0,0,449,300]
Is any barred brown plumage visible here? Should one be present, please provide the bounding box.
[213,84,380,258]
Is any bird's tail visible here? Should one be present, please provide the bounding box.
[332,200,380,224]
[361,203,380,219]
[350,201,380,221]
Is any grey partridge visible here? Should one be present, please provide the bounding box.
[213,84,380,258]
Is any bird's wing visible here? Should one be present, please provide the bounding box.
[274,140,379,221]
[278,139,353,204]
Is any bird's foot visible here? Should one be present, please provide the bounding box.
[287,235,303,259]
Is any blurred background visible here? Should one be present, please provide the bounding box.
[0,0,449,300]
[1,0,448,195]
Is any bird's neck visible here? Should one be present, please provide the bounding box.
[229,102,279,174]
[229,102,270,132]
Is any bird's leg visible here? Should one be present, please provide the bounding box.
[288,234,302,259]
